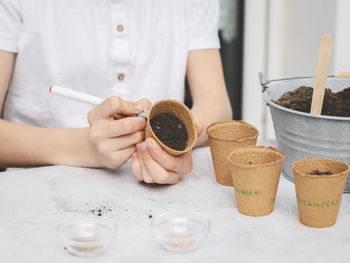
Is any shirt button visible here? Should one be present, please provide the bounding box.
[117,73,125,81]
[116,24,124,32]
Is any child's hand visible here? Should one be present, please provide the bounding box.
[130,122,205,184]
[88,96,151,169]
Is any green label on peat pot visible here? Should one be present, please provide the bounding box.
[235,188,262,196]
[297,195,339,208]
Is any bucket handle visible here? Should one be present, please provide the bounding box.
[258,72,336,92]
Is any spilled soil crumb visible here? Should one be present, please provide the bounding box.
[88,205,112,217]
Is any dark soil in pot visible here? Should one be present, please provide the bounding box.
[274,86,350,117]
[150,113,188,151]
[309,169,333,175]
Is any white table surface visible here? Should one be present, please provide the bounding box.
[1,142,350,263]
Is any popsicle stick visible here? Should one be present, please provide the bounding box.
[310,34,334,115]
[337,72,350,78]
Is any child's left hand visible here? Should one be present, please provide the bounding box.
[130,122,204,184]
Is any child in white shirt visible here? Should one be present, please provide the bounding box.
[0,0,232,184]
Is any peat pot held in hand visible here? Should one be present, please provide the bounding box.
[145,99,197,156]
[260,73,350,192]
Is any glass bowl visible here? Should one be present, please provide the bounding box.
[57,217,116,257]
[150,211,210,252]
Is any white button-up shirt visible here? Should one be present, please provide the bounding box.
[0,0,220,128]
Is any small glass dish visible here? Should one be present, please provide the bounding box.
[151,211,210,252]
[57,217,116,257]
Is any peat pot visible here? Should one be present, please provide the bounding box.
[260,73,350,193]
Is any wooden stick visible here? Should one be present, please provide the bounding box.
[337,72,350,78]
[310,34,334,115]
[49,85,148,119]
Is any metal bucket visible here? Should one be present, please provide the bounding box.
[260,73,350,193]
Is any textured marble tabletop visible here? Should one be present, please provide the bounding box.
[1,144,349,263]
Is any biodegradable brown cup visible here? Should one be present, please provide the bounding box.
[206,121,259,186]
[292,158,350,228]
[145,99,197,156]
[227,146,286,216]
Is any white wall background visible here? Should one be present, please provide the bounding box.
[334,0,350,73]
[242,0,345,139]
[242,0,268,139]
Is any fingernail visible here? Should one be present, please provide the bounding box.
[135,104,144,113]
[147,139,153,149]
[137,142,147,151]
[132,152,137,158]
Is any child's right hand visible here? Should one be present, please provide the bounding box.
[87,96,151,169]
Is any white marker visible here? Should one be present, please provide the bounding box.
[49,85,148,119]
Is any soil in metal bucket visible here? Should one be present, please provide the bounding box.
[274,86,350,117]
[150,113,188,151]
[309,169,333,175]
